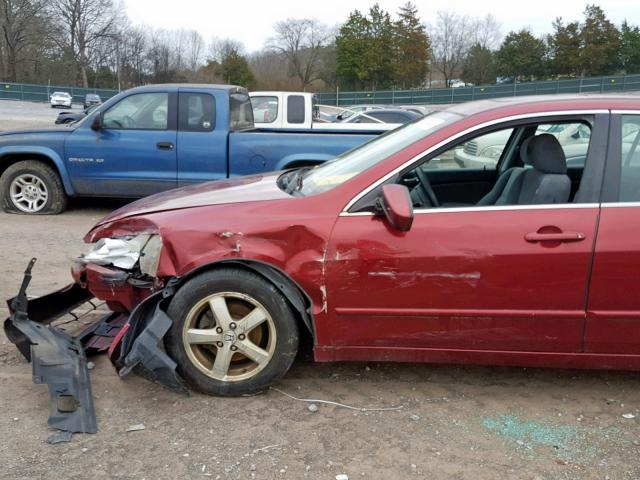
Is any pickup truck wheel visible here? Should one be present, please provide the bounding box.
[165,269,299,396]
[1,161,67,214]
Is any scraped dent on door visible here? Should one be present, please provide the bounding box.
[368,271,482,287]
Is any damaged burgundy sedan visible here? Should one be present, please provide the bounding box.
[8,95,640,412]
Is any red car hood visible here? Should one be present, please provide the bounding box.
[96,172,290,226]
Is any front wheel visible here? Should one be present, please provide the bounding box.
[165,269,300,396]
[0,160,67,214]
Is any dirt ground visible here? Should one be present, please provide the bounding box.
[1,101,640,480]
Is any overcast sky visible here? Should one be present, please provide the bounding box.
[124,0,639,53]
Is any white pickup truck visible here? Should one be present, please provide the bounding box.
[249,91,399,131]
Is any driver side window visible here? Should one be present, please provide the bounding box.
[103,93,169,130]
[400,120,592,210]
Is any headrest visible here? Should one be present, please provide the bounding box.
[520,133,567,174]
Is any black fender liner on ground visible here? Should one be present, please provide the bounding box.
[4,259,97,434]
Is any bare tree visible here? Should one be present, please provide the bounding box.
[186,29,204,72]
[47,0,120,87]
[267,18,333,90]
[472,14,502,50]
[0,0,45,81]
[118,25,147,87]
[207,37,245,63]
[430,11,473,87]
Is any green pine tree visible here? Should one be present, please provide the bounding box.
[392,2,430,88]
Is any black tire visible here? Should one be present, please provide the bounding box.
[165,268,299,396]
[0,160,68,214]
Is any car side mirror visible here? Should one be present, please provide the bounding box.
[90,114,102,131]
[378,184,413,232]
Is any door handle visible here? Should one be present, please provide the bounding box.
[524,232,585,243]
[156,142,174,150]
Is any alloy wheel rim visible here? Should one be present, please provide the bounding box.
[9,174,48,213]
[182,292,276,382]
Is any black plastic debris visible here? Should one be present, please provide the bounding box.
[4,259,97,434]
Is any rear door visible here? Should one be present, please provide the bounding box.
[585,113,640,354]
[65,90,177,196]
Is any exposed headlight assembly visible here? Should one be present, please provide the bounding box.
[81,234,163,276]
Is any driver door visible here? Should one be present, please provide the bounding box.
[323,116,605,355]
[65,91,178,197]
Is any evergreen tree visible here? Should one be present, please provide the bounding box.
[579,4,620,75]
[364,4,395,89]
[496,29,547,80]
[462,44,496,85]
[392,2,430,88]
[335,4,396,90]
[216,53,256,89]
[619,20,640,74]
[335,10,371,89]
[547,17,581,77]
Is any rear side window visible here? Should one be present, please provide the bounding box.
[230,92,254,130]
[287,95,305,124]
[370,112,409,123]
[251,96,278,123]
[618,115,640,201]
[179,93,215,132]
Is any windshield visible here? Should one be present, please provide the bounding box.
[298,112,461,196]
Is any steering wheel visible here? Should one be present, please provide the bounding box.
[415,167,440,208]
[121,115,135,128]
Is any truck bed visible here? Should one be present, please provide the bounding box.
[229,128,382,176]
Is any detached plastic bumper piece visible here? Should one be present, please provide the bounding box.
[4,259,97,434]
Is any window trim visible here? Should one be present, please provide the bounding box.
[342,110,609,215]
[101,92,176,132]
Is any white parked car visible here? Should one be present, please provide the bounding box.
[50,91,72,108]
[453,123,593,169]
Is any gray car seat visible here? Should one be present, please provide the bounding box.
[477,133,571,206]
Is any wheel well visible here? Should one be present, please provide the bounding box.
[0,153,61,179]
[283,160,323,170]
[173,260,316,348]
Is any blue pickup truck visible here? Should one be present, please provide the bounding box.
[0,84,385,214]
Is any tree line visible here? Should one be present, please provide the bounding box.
[1,0,638,92]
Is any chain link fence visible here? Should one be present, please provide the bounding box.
[3,74,640,107]
[317,74,640,106]
[0,82,119,105]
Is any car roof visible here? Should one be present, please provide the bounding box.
[441,93,640,117]
[124,83,247,95]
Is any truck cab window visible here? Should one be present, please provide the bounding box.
[179,93,215,132]
[103,93,168,130]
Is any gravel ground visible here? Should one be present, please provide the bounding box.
[0,101,639,480]
[0,99,80,130]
